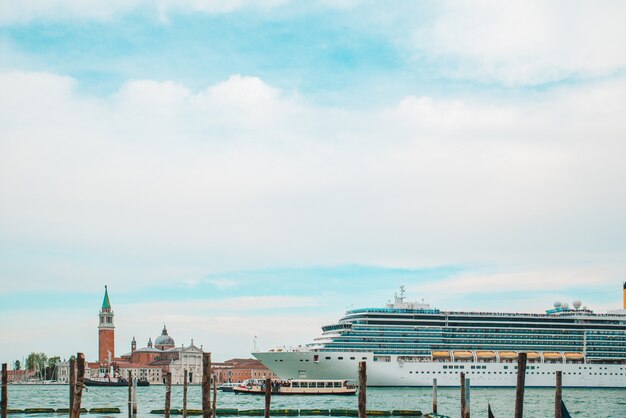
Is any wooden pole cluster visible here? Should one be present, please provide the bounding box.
[1,363,7,418]
[202,353,212,418]
[555,371,562,418]
[70,353,85,418]
[264,377,271,418]
[358,361,367,418]
[514,353,528,418]
[69,359,75,416]
[431,378,437,414]
[164,371,172,418]
[183,370,188,418]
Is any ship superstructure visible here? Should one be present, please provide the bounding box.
[254,285,626,387]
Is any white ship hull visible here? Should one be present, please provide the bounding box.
[254,351,626,388]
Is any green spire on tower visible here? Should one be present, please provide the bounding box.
[102,285,111,310]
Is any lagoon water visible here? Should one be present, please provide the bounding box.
[5,385,626,418]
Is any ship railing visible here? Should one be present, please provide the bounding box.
[267,346,313,353]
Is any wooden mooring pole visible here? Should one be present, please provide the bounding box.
[70,353,85,418]
[555,371,562,418]
[358,361,367,418]
[514,353,528,418]
[212,374,217,418]
[432,378,437,414]
[132,376,138,416]
[460,372,465,418]
[463,378,470,418]
[183,370,188,418]
[128,370,132,418]
[69,358,75,417]
[264,377,271,418]
[164,371,172,418]
[1,363,7,418]
[202,353,212,418]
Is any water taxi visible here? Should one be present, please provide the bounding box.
[218,382,240,392]
[233,379,356,395]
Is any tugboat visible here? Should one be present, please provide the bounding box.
[233,379,356,395]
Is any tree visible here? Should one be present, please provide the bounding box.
[46,356,61,381]
[25,352,48,380]
[13,360,21,370]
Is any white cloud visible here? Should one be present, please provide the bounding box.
[0,0,143,23]
[414,0,626,85]
[0,0,291,24]
[1,70,626,295]
[205,278,241,289]
[410,266,620,298]
[130,295,319,313]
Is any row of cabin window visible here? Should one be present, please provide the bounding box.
[408,370,625,376]
[304,356,368,362]
[292,382,343,388]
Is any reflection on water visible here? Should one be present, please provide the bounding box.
[5,385,626,418]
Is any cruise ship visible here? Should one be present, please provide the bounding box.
[254,285,626,387]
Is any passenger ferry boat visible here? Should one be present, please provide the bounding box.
[84,364,150,387]
[254,285,626,387]
[233,379,356,395]
[84,376,150,387]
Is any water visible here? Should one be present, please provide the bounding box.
[5,385,626,418]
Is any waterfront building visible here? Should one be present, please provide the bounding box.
[213,358,277,383]
[161,343,204,384]
[254,286,626,387]
[98,286,115,363]
[59,286,206,384]
[5,370,36,383]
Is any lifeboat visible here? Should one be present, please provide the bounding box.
[476,351,496,359]
[432,351,451,358]
[525,352,540,360]
[453,351,473,360]
[498,351,518,360]
[543,352,563,360]
[564,352,584,361]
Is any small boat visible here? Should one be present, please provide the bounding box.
[233,379,356,396]
[452,351,473,360]
[564,352,584,361]
[432,351,451,359]
[543,352,563,361]
[218,382,239,392]
[498,351,518,360]
[476,351,496,360]
[84,376,150,387]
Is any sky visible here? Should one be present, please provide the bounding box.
[1,0,626,365]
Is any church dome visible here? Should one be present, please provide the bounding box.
[155,325,175,349]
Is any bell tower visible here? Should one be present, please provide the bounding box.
[98,285,115,363]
